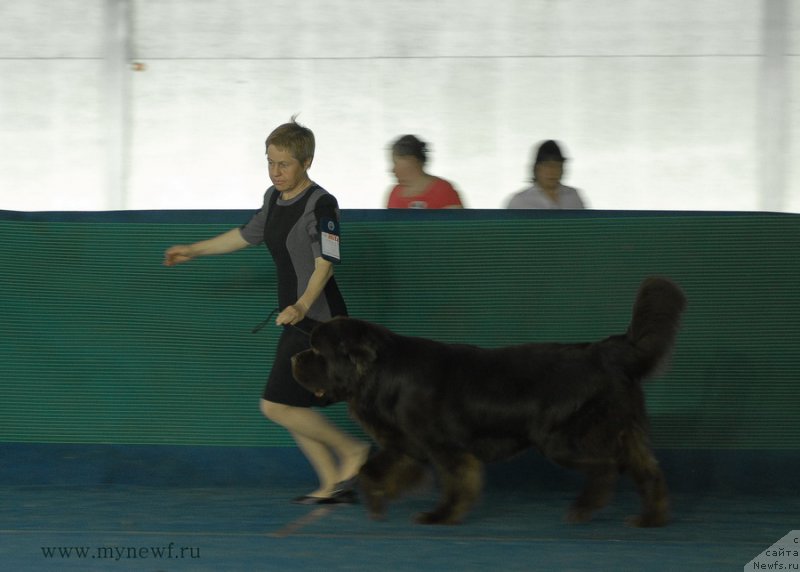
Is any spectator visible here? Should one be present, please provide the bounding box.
[386,135,463,209]
[506,140,586,209]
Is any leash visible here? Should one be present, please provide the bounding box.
[251,308,313,337]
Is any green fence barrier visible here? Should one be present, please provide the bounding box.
[2,210,798,449]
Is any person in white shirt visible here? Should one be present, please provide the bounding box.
[505,140,586,209]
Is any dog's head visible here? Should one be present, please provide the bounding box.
[291,317,388,402]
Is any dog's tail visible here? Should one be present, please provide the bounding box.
[622,277,687,381]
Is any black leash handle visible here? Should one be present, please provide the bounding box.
[251,308,279,334]
[251,308,312,337]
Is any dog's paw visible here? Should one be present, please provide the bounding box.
[415,512,449,525]
[414,510,461,525]
[564,507,594,524]
[625,513,669,528]
[364,495,387,521]
[368,509,387,522]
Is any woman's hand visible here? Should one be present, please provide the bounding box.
[276,301,308,326]
[163,229,251,267]
[163,245,195,266]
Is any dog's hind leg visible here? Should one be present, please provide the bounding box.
[565,461,618,524]
[359,449,425,520]
[416,452,483,525]
[621,429,669,527]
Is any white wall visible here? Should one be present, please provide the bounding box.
[0,0,797,212]
[0,1,106,210]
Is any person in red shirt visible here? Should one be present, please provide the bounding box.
[386,135,463,209]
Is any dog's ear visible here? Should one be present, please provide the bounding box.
[330,318,382,377]
[345,344,377,377]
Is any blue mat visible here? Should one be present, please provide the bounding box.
[1,444,798,571]
[1,485,796,571]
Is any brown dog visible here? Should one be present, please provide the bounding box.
[292,277,686,525]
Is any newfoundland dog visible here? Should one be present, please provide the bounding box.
[292,277,686,526]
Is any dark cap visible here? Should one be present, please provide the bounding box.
[534,140,566,164]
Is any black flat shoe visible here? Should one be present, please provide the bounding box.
[291,488,358,505]
[333,476,359,491]
[319,488,358,505]
[292,495,329,505]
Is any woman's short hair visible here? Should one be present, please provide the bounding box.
[391,134,427,165]
[265,116,315,165]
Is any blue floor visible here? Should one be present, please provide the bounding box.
[1,445,798,571]
[1,484,797,571]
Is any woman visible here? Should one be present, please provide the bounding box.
[386,135,463,209]
[164,118,369,504]
[505,140,586,209]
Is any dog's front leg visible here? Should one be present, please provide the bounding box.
[359,449,425,521]
[359,449,393,520]
[417,452,483,525]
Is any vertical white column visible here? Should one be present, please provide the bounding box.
[758,0,788,212]
[104,0,131,210]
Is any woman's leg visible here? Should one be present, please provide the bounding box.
[260,399,369,497]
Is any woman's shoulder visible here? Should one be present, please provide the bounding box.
[509,185,535,197]
[559,184,585,200]
[386,184,405,208]
[307,183,336,201]
[505,186,543,208]
[428,177,463,208]
[306,184,342,215]
[559,184,581,194]
[429,177,456,192]
[261,185,278,203]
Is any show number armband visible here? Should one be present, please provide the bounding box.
[319,217,341,264]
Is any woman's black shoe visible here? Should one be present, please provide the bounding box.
[292,488,358,505]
